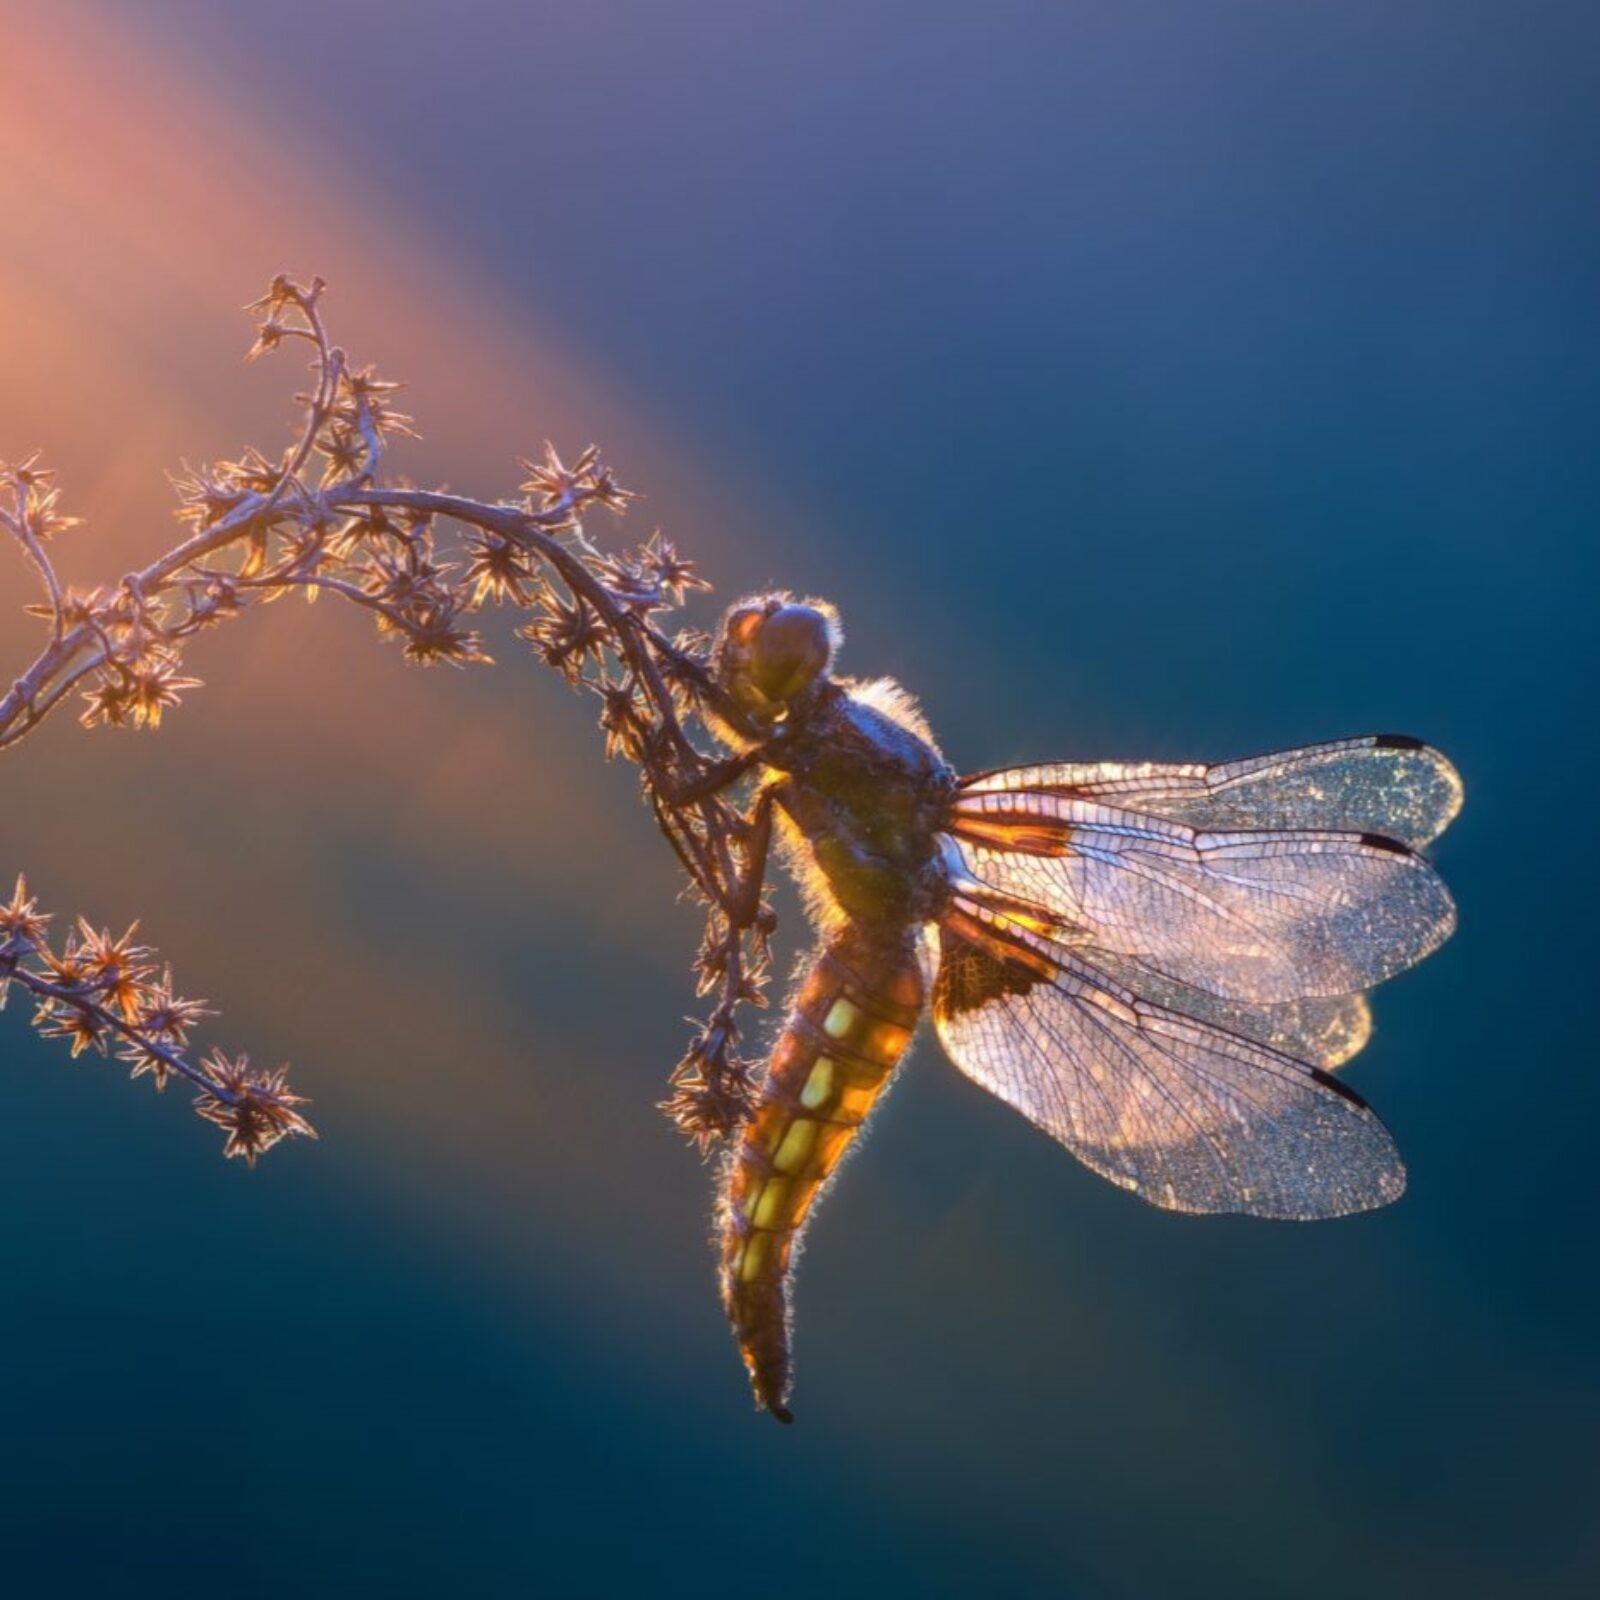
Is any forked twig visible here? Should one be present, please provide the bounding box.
[1,277,772,1161]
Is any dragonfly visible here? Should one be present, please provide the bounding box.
[699,594,1461,1421]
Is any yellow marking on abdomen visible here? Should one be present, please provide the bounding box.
[774,1118,818,1173]
[751,1179,791,1229]
[717,931,924,1422]
[800,1057,835,1109]
[823,997,859,1039]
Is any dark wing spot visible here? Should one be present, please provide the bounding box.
[934,928,1046,1021]
[1359,832,1414,856]
[1374,733,1426,751]
[1311,1065,1372,1109]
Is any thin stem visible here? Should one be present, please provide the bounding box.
[4,960,235,1101]
[0,275,774,1155]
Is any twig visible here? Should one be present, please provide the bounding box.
[0,276,773,1159]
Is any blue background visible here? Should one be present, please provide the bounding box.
[3,3,1597,1595]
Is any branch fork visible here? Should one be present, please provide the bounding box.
[2,277,775,1162]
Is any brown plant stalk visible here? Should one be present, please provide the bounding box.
[1,276,775,1162]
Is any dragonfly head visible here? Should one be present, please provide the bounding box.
[714,594,840,733]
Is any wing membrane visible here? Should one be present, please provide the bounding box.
[1083,950,1373,1069]
[960,736,1462,850]
[927,906,1405,1219]
[949,796,1456,1004]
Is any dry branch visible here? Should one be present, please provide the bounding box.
[1,277,773,1161]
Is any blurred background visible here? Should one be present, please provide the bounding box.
[1,3,1596,1595]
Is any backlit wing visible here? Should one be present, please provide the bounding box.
[947,796,1456,1005]
[1084,950,1373,1070]
[961,735,1462,850]
[925,905,1405,1218]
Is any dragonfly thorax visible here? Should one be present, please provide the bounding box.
[770,688,956,931]
[713,594,954,931]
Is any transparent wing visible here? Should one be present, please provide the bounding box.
[947,798,1456,1004]
[960,736,1463,849]
[925,906,1405,1219]
[1084,949,1373,1069]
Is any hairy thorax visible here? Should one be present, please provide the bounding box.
[760,679,956,935]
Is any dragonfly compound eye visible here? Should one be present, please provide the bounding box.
[746,603,836,703]
[715,596,840,729]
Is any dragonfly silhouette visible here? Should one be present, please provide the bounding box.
[693,595,1459,1421]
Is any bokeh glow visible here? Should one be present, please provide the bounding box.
[2,3,1596,1596]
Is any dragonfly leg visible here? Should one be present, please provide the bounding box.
[656,749,760,807]
[727,788,775,928]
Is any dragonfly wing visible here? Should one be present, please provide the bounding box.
[947,798,1456,1003]
[1081,949,1373,1069]
[960,736,1463,850]
[925,906,1405,1219]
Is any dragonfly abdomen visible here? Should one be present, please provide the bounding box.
[718,927,923,1421]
